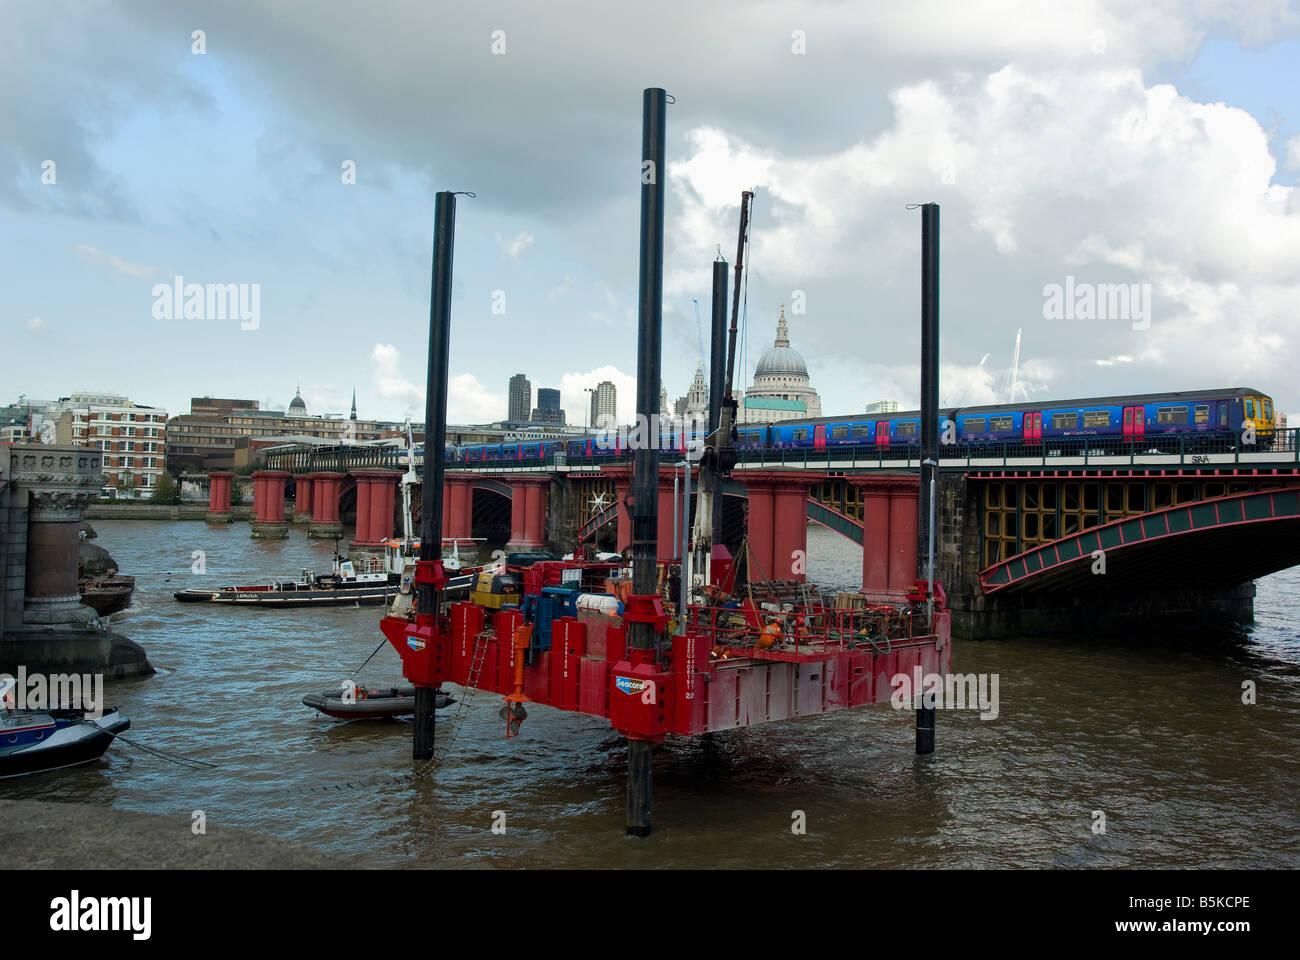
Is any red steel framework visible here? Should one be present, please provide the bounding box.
[382,560,951,741]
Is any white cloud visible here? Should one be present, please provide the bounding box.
[1286,134,1300,172]
[666,63,1300,410]
[371,343,505,423]
[72,243,153,279]
[496,230,535,263]
[556,366,639,426]
[446,373,505,423]
[26,317,44,332]
[547,275,575,298]
[369,343,424,415]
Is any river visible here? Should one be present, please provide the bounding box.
[5,520,1297,868]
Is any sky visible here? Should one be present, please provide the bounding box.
[3,0,1299,425]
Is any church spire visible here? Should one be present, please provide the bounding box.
[775,305,789,347]
[350,387,357,421]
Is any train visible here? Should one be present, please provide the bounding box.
[445,387,1277,462]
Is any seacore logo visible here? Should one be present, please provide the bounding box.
[614,676,658,704]
[615,676,646,695]
[406,635,425,652]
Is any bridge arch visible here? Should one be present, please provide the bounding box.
[980,486,1300,595]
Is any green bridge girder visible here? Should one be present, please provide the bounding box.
[980,487,1300,595]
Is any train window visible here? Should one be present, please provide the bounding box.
[851,425,870,439]
[964,418,987,433]
[1263,399,1273,420]
[1157,406,1188,425]
[1219,405,1228,427]
[1083,410,1110,428]
[1244,398,1254,417]
[792,428,808,441]
[896,421,917,437]
[1051,412,1078,430]
[831,425,849,440]
[990,416,1013,432]
[1193,405,1209,424]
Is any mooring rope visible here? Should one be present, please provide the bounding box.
[71,718,216,769]
[348,637,391,680]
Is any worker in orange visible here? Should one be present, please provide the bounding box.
[756,617,783,651]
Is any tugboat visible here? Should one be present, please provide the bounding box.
[376,535,483,600]
[172,553,401,607]
[0,678,130,778]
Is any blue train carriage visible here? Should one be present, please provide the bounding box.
[940,387,1271,453]
[763,386,1274,457]
[766,415,922,451]
[1027,387,1273,453]
[461,386,1273,461]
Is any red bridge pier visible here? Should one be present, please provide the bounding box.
[250,470,289,539]
[307,472,344,539]
[205,471,233,523]
[743,472,822,582]
[505,476,549,552]
[292,473,313,524]
[854,477,920,601]
[350,469,401,550]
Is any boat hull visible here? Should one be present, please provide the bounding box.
[173,586,396,607]
[79,575,135,615]
[302,686,453,720]
[174,573,474,608]
[0,712,130,779]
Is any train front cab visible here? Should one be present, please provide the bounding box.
[1241,394,1275,449]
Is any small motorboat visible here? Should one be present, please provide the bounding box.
[302,683,454,720]
[0,679,130,779]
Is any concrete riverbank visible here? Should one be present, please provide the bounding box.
[1,799,357,869]
[83,502,257,521]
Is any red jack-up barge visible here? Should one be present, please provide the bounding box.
[381,89,951,835]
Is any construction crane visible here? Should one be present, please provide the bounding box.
[691,189,754,591]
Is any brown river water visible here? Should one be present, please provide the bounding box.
[5,519,1298,868]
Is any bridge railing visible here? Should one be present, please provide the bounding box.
[729,428,1300,470]
[265,427,1300,475]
